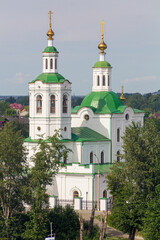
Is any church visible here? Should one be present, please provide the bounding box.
[24,13,144,210]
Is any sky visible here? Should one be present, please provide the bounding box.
[0,0,160,96]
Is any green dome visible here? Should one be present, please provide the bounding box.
[72,91,126,114]
[93,61,111,68]
[31,73,67,84]
[43,46,59,53]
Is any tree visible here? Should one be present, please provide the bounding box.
[5,96,16,104]
[4,108,17,117]
[23,131,71,240]
[0,122,28,239]
[107,119,160,240]
[143,184,160,240]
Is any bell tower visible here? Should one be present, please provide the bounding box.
[92,20,112,92]
[29,11,72,140]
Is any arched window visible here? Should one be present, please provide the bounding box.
[103,75,105,86]
[103,190,107,198]
[73,191,79,200]
[55,59,57,69]
[50,95,55,113]
[117,150,120,162]
[50,59,53,69]
[37,95,42,113]
[63,95,68,113]
[97,75,100,86]
[45,59,48,69]
[101,151,104,164]
[108,75,110,86]
[90,152,93,164]
[117,128,120,142]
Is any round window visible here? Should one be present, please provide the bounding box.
[37,126,41,131]
[84,114,89,121]
[125,114,129,120]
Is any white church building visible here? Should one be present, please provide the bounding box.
[24,14,144,210]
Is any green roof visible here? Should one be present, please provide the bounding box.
[72,91,127,114]
[70,127,109,142]
[31,73,68,84]
[94,163,111,174]
[43,46,59,53]
[93,61,111,68]
[24,127,110,143]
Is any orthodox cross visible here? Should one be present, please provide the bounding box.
[100,20,106,35]
[49,10,53,28]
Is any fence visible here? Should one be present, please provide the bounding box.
[54,198,112,211]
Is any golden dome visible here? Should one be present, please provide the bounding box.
[47,28,54,40]
[98,37,107,53]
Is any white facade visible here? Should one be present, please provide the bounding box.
[25,23,145,206]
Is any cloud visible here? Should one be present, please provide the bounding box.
[123,76,157,84]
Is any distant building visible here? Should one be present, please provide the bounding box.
[10,103,24,112]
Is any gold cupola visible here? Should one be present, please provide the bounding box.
[120,86,126,103]
[47,10,54,40]
[98,20,107,53]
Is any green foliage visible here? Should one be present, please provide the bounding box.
[125,93,160,113]
[107,119,160,239]
[23,131,71,239]
[17,96,29,106]
[12,119,29,138]
[5,97,16,104]
[0,122,28,238]
[0,101,10,115]
[4,108,17,117]
[142,185,160,240]
[83,220,100,240]
[47,205,80,240]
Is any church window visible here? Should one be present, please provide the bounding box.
[73,191,79,200]
[46,59,48,69]
[117,128,120,142]
[97,75,100,86]
[36,95,42,113]
[117,150,120,162]
[55,59,57,69]
[50,59,53,69]
[103,190,107,198]
[64,127,67,131]
[101,151,104,164]
[103,75,105,86]
[90,152,93,164]
[84,114,89,121]
[63,95,68,113]
[108,75,110,86]
[125,114,129,120]
[50,95,55,113]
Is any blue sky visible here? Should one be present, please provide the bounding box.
[0,0,160,95]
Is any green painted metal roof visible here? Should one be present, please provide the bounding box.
[24,127,110,143]
[93,61,111,68]
[43,46,59,53]
[70,127,109,142]
[72,91,127,114]
[94,163,111,174]
[30,73,67,84]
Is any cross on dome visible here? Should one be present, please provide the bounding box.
[47,10,54,40]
